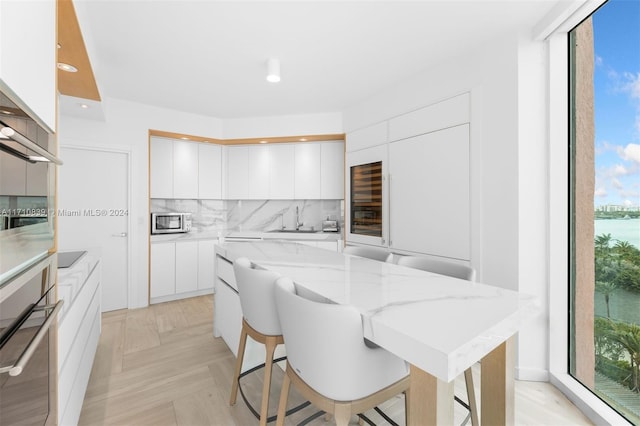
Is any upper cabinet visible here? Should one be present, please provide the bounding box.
[0,0,56,131]
[269,144,294,199]
[152,138,344,201]
[295,144,321,199]
[198,144,222,199]
[320,142,344,199]
[225,141,344,200]
[150,137,222,199]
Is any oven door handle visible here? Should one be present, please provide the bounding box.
[0,299,64,377]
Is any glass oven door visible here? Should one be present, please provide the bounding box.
[0,255,60,426]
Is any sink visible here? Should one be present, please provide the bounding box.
[266,229,319,233]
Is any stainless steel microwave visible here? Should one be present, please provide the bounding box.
[151,212,192,234]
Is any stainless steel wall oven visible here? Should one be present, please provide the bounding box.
[0,254,61,426]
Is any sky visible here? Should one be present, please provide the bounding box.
[593,0,640,208]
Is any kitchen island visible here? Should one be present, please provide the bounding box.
[215,240,538,425]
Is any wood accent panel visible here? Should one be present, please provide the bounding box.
[149,129,344,145]
[57,0,101,101]
[481,336,515,426]
[407,365,454,426]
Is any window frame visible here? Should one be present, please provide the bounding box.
[547,1,635,424]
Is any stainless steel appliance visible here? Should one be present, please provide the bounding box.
[322,218,340,232]
[0,81,59,285]
[151,212,192,234]
[0,254,61,426]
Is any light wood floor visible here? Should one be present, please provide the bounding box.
[78,295,594,425]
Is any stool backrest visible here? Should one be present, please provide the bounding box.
[396,256,476,281]
[343,245,390,262]
[233,257,282,336]
[274,277,408,401]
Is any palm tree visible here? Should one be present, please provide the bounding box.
[608,321,640,392]
[595,280,618,318]
[614,240,640,263]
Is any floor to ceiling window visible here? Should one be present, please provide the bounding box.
[570,0,640,423]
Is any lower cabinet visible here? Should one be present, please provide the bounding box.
[58,258,101,426]
[150,239,215,303]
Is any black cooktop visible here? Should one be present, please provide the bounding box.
[58,251,87,269]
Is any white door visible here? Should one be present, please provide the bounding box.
[58,147,129,312]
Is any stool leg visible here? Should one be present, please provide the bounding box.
[260,337,277,426]
[230,322,249,405]
[464,368,479,426]
[276,368,291,426]
[334,404,351,426]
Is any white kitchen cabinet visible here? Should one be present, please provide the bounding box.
[173,141,199,199]
[198,143,222,199]
[389,124,470,260]
[226,146,249,199]
[150,239,216,303]
[0,0,56,131]
[248,144,270,199]
[175,241,198,294]
[197,239,216,290]
[320,141,344,199]
[150,242,176,298]
[388,93,469,143]
[294,143,321,199]
[269,144,295,199]
[150,137,174,199]
[346,122,387,153]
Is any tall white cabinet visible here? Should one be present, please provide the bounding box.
[346,93,471,262]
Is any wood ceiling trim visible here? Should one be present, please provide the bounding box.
[57,0,101,101]
[149,129,345,145]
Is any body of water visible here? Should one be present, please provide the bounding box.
[594,218,640,248]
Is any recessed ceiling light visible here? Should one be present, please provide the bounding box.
[57,43,61,49]
[78,103,89,109]
[57,62,78,73]
[266,58,280,83]
[180,137,189,140]
[0,109,14,115]
[259,140,268,144]
[300,138,307,142]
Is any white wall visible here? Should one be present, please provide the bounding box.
[223,112,343,139]
[343,30,550,379]
[58,97,223,309]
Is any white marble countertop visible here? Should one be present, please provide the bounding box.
[216,240,538,382]
[151,230,342,243]
[57,249,100,319]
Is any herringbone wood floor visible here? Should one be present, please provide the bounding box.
[78,295,593,425]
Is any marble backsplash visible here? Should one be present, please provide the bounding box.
[151,199,343,235]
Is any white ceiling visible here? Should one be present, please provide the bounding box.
[71,0,564,119]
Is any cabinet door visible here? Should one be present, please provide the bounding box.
[173,141,199,199]
[269,144,294,199]
[198,144,222,199]
[175,241,198,294]
[320,142,344,199]
[198,240,216,290]
[150,243,175,298]
[150,137,173,199]
[0,0,56,131]
[248,145,270,199]
[389,124,470,260]
[226,146,249,199]
[294,144,321,199]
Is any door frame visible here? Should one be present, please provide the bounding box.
[59,143,133,309]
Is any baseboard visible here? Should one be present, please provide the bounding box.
[516,366,550,382]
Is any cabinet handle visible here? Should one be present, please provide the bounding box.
[0,300,64,377]
[112,232,128,237]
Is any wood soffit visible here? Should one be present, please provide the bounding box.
[149,129,345,145]
[57,0,101,101]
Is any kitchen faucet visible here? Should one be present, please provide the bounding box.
[295,206,303,230]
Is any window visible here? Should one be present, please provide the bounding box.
[569,1,640,423]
